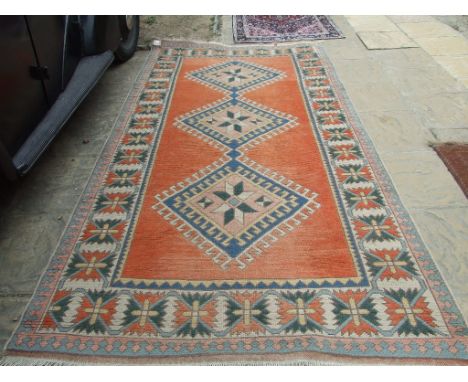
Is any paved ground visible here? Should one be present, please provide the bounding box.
[436,15,468,40]
[139,16,221,46]
[1,15,467,356]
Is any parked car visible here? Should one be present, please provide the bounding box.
[0,16,140,181]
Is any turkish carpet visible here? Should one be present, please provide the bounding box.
[3,43,467,365]
[233,16,343,43]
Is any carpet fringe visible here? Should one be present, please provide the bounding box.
[159,39,318,50]
[0,356,82,366]
[0,355,353,366]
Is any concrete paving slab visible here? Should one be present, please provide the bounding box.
[0,340,6,355]
[0,214,66,294]
[388,16,436,24]
[380,150,468,210]
[358,110,434,153]
[322,16,373,60]
[434,16,468,40]
[0,296,31,351]
[410,207,468,321]
[345,16,400,32]
[432,55,468,79]
[394,18,468,91]
[330,15,361,37]
[139,16,217,45]
[366,48,437,70]
[410,91,468,130]
[414,36,468,56]
[430,128,468,143]
[329,58,387,84]
[320,40,369,60]
[221,15,234,45]
[383,62,467,97]
[398,21,461,38]
[357,31,418,50]
[338,78,408,112]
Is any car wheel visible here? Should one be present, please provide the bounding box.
[114,16,139,63]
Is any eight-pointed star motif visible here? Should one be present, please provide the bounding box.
[212,181,257,225]
[218,110,251,134]
[187,60,284,93]
[222,68,249,83]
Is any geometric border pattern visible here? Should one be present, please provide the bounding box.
[4,44,467,364]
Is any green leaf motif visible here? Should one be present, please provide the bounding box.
[224,208,235,225]
[237,203,256,213]
[233,182,244,196]
[214,191,230,201]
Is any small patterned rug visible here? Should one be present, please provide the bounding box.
[233,16,343,43]
[2,42,467,365]
[434,143,468,198]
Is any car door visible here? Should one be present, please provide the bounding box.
[0,16,50,157]
[25,16,66,105]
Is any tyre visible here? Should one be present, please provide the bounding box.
[114,16,139,63]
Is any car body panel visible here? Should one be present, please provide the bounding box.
[26,15,66,103]
[0,16,49,156]
[0,15,137,180]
